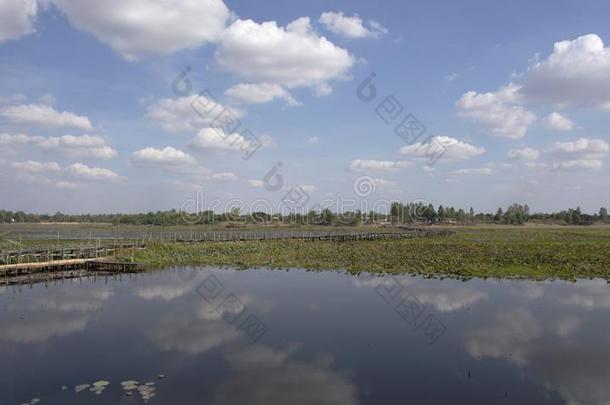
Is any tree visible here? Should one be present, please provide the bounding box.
[494,208,503,223]
[600,207,608,221]
[438,205,446,221]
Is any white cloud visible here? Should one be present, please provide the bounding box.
[542,112,575,131]
[10,160,121,185]
[215,17,354,92]
[248,179,264,188]
[453,167,493,175]
[549,137,608,171]
[508,146,539,161]
[464,309,542,366]
[32,134,116,159]
[399,136,485,161]
[0,133,30,146]
[189,127,267,153]
[552,159,603,171]
[65,163,121,182]
[130,146,238,181]
[550,137,608,158]
[47,0,230,60]
[318,11,387,39]
[1,103,94,130]
[12,160,61,173]
[306,136,320,144]
[217,345,359,405]
[147,95,242,134]
[136,285,192,301]
[349,159,410,171]
[457,84,536,138]
[224,83,301,107]
[521,34,610,110]
[131,146,199,169]
[211,172,237,181]
[0,133,116,158]
[0,0,37,42]
[415,286,488,312]
[559,280,610,309]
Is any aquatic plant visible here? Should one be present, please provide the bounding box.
[126,227,610,280]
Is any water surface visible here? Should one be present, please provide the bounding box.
[1,268,609,404]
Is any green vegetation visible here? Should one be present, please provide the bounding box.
[1,202,608,226]
[128,226,610,281]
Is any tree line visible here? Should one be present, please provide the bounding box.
[0,204,607,226]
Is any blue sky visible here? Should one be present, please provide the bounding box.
[1,0,610,214]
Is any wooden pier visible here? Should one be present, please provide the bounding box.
[0,258,142,277]
[0,241,143,265]
[0,227,453,266]
[0,227,453,284]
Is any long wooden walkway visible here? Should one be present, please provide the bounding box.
[0,258,142,277]
[0,228,453,266]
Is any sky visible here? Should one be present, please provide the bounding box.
[1,0,610,215]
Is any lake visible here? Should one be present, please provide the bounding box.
[1,267,609,404]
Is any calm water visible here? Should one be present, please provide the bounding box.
[1,268,609,404]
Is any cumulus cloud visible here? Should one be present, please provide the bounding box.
[456,84,536,138]
[306,136,320,144]
[224,83,301,107]
[130,146,237,181]
[521,34,610,110]
[64,162,121,182]
[507,146,539,161]
[415,286,488,312]
[131,146,199,170]
[0,0,37,42]
[217,345,359,405]
[549,137,608,171]
[33,134,116,158]
[542,112,575,131]
[399,136,485,161]
[0,133,116,158]
[318,11,387,39]
[47,0,230,60]
[189,127,271,153]
[349,159,410,171]
[12,160,61,173]
[9,160,121,186]
[215,17,354,93]
[464,309,542,366]
[550,137,608,158]
[0,133,30,146]
[1,103,94,130]
[147,95,242,134]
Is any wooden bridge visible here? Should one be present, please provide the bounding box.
[0,241,143,265]
[0,227,453,283]
[0,258,143,285]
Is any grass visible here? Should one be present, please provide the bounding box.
[126,226,610,281]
